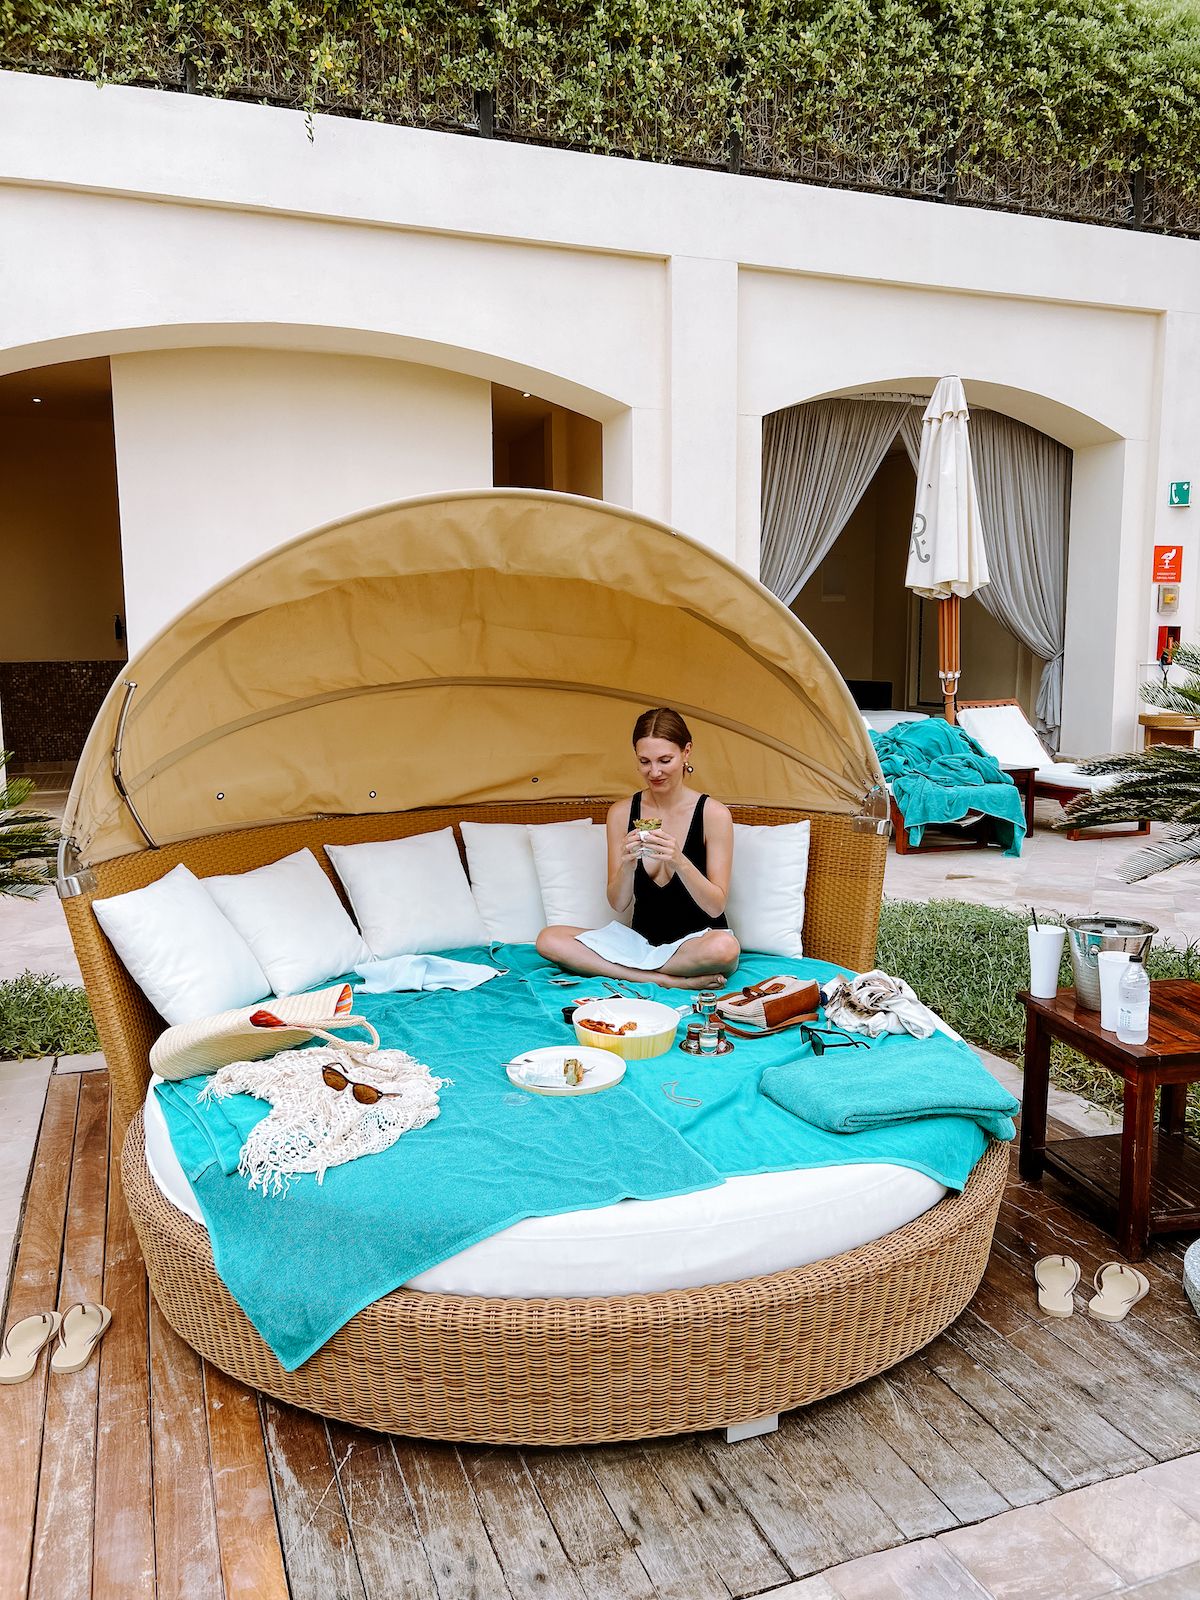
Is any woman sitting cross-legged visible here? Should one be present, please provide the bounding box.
[535,707,740,991]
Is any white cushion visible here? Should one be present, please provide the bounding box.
[461,820,591,943]
[861,710,930,733]
[203,848,370,996]
[957,704,1049,770]
[92,863,269,1026]
[529,822,618,930]
[1035,763,1115,793]
[326,830,489,957]
[724,820,811,958]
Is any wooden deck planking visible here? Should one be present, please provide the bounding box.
[205,1366,290,1600]
[28,1072,110,1600]
[92,1110,155,1600]
[0,1073,79,1600]
[8,1076,1200,1599]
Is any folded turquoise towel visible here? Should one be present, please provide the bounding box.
[759,1029,1019,1141]
[870,719,1027,856]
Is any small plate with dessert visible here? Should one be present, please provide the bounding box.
[505,1045,626,1096]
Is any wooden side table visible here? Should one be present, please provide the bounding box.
[1139,712,1200,750]
[1018,982,1200,1260]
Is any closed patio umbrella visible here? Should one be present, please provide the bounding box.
[905,376,989,722]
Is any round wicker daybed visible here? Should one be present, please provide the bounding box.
[58,488,1006,1445]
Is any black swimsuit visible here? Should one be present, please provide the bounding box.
[629,792,728,946]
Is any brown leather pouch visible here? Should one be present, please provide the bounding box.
[715,976,821,1038]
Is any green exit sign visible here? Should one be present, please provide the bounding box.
[1170,481,1191,506]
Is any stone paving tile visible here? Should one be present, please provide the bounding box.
[885,815,1200,949]
[1116,1563,1200,1598]
[938,1504,1124,1600]
[1136,1456,1200,1524]
[55,1051,106,1074]
[1046,1475,1200,1585]
[757,1577,841,1599]
[820,1538,989,1598]
[0,888,82,984]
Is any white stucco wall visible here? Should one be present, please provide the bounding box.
[109,349,492,646]
[2,70,1198,754]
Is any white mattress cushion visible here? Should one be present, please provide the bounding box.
[461,819,591,943]
[957,704,1049,769]
[203,848,370,997]
[142,1079,946,1298]
[861,710,930,733]
[1034,763,1115,793]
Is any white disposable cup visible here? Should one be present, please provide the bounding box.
[1097,950,1132,1031]
[1027,925,1066,1000]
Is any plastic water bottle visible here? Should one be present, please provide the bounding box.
[1116,958,1150,1045]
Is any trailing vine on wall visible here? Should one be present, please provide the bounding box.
[2,1,1198,233]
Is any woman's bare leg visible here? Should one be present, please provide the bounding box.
[535,926,741,990]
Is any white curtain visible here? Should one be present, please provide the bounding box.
[969,411,1072,746]
[760,399,909,605]
[899,406,923,471]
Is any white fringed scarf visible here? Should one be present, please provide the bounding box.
[200,1044,450,1194]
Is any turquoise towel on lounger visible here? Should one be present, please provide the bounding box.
[870,718,1027,856]
[154,960,721,1371]
[759,1030,1019,1141]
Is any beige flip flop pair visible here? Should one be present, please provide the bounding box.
[0,1303,112,1385]
[1034,1255,1150,1322]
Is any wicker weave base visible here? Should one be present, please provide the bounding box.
[123,1118,1007,1445]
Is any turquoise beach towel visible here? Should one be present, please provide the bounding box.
[504,944,998,1192]
[154,959,720,1370]
[870,719,1027,855]
[759,1029,1018,1141]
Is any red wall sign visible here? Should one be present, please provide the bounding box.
[1153,544,1184,583]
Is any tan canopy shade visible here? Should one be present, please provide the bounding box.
[63,490,883,865]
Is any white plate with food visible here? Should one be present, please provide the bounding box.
[505,1045,626,1096]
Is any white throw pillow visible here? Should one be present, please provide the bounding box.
[92,863,270,1026]
[529,823,619,930]
[724,820,811,958]
[326,829,489,958]
[461,819,592,943]
[202,848,370,997]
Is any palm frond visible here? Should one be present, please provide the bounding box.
[0,752,59,897]
[1117,826,1200,883]
[1063,747,1200,834]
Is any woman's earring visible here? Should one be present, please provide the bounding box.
[685,763,694,774]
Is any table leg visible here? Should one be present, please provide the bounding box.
[1019,1012,1050,1183]
[1160,1083,1188,1135]
[1119,1075,1157,1262]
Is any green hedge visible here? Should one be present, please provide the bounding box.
[3,2,1198,230]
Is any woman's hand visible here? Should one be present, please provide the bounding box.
[642,830,682,869]
[622,828,644,862]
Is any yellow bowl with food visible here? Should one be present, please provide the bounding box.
[572,998,683,1060]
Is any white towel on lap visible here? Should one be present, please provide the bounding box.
[576,920,707,972]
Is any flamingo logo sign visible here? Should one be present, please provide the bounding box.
[1153,545,1183,583]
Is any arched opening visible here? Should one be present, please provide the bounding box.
[0,357,127,781]
[761,383,1085,738]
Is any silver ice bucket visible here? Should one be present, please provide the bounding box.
[1065,915,1157,1009]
